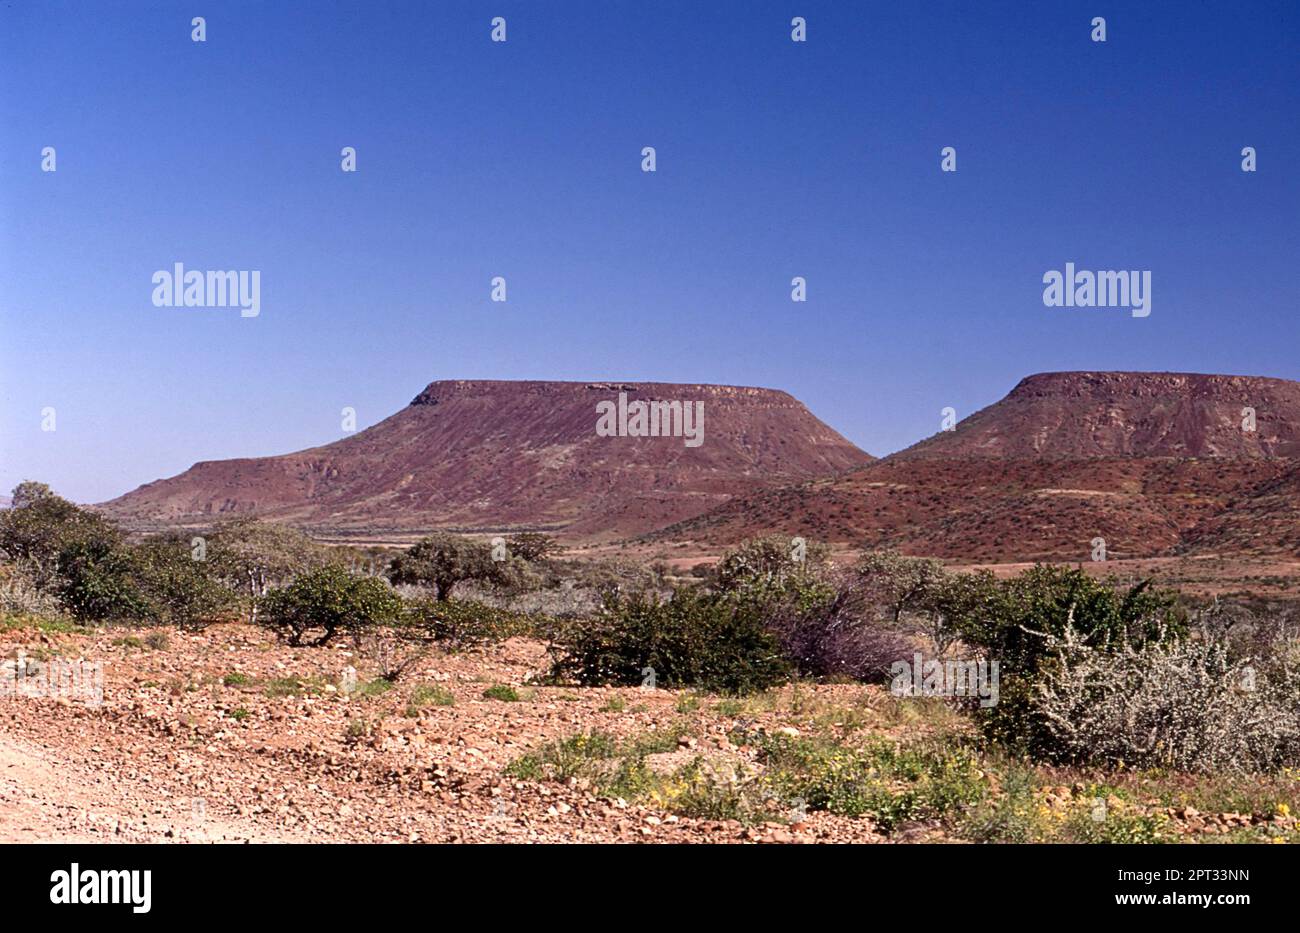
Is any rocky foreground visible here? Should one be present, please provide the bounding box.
[0,622,884,843]
[1,619,1296,845]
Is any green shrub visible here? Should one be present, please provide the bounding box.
[55,538,151,622]
[955,566,1184,675]
[505,532,562,563]
[402,596,519,650]
[131,534,236,629]
[355,677,394,697]
[0,483,151,622]
[757,734,988,831]
[482,683,520,702]
[953,566,1186,756]
[548,588,792,695]
[405,683,455,716]
[257,567,402,646]
[711,535,830,594]
[0,483,121,587]
[504,731,620,783]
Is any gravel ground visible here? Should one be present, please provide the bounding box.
[0,623,895,844]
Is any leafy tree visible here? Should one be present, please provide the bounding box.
[0,482,123,590]
[387,533,507,601]
[916,569,1001,656]
[207,518,327,624]
[10,480,55,511]
[0,482,149,620]
[257,566,402,646]
[712,535,830,594]
[132,533,236,629]
[853,550,949,623]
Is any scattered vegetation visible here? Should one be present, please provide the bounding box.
[3,479,1298,838]
[257,566,403,646]
[482,683,520,702]
[405,683,455,716]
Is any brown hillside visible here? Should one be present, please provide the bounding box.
[655,372,1300,561]
[895,372,1300,460]
[100,380,872,539]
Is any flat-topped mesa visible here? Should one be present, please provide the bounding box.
[1007,371,1300,402]
[100,378,871,538]
[894,371,1300,460]
[408,379,803,408]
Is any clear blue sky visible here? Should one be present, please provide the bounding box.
[2,0,1297,503]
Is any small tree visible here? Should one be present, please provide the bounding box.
[506,532,562,563]
[712,535,829,594]
[387,533,504,601]
[9,480,55,511]
[257,566,402,646]
[0,482,123,591]
[207,518,327,624]
[917,569,1001,656]
[853,550,948,624]
[132,533,236,629]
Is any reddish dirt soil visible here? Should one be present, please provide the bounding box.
[0,623,902,844]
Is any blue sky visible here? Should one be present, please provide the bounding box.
[2,0,1297,503]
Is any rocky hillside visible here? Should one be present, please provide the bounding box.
[656,372,1300,560]
[100,380,872,538]
[895,372,1300,460]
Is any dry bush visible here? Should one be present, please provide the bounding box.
[353,629,429,683]
[1032,624,1300,773]
[760,569,916,683]
[0,564,63,617]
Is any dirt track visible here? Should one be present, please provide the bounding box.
[0,730,306,843]
[0,623,891,844]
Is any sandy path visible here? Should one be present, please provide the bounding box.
[0,729,302,844]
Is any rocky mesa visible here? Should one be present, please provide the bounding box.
[656,372,1300,561]
[99,380,873,539]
